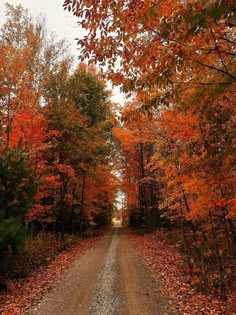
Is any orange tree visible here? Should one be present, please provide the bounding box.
[43,63,117,235]
[0,4,69,248]
[63,0,236,91]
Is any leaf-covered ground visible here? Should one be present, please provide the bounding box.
[0,236,100,315]
[129,232,236,315]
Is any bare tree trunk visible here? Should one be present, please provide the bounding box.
[79,172,86,233]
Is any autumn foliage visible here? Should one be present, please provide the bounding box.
[64,0,236,300]
[0,3,117,291]
[0,0,236,309]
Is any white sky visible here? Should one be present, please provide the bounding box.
[0,0,125,104]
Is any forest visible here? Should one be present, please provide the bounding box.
[0,1,236,314]
[0,2,117,292]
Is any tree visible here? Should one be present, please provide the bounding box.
[0,149,37,252]
[64,0,236,92]
[0,3,71,240]
[113,101,163,231]
[42,63,116,234]
[67,64,111,126]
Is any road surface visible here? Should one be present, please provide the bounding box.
[29,227,174,315]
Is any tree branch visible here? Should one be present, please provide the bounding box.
[210,26,228,74]
[194,60,236,80]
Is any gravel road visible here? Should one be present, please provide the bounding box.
[28,227,174,315]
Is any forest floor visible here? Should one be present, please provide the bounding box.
[0,234,101,315]
[0,227,235,315]
[130,232,236,315]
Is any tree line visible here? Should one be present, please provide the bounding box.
[0,4,117,285]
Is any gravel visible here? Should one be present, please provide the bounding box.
[88,229,119,315]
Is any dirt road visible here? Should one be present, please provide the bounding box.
[29,227,174,315]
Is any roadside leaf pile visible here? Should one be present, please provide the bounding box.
[130,232,236,315]
[0,236,100,315]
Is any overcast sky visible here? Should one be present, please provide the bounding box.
[0,0,124,104]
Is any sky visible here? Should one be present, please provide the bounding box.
[0,0,125,104]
